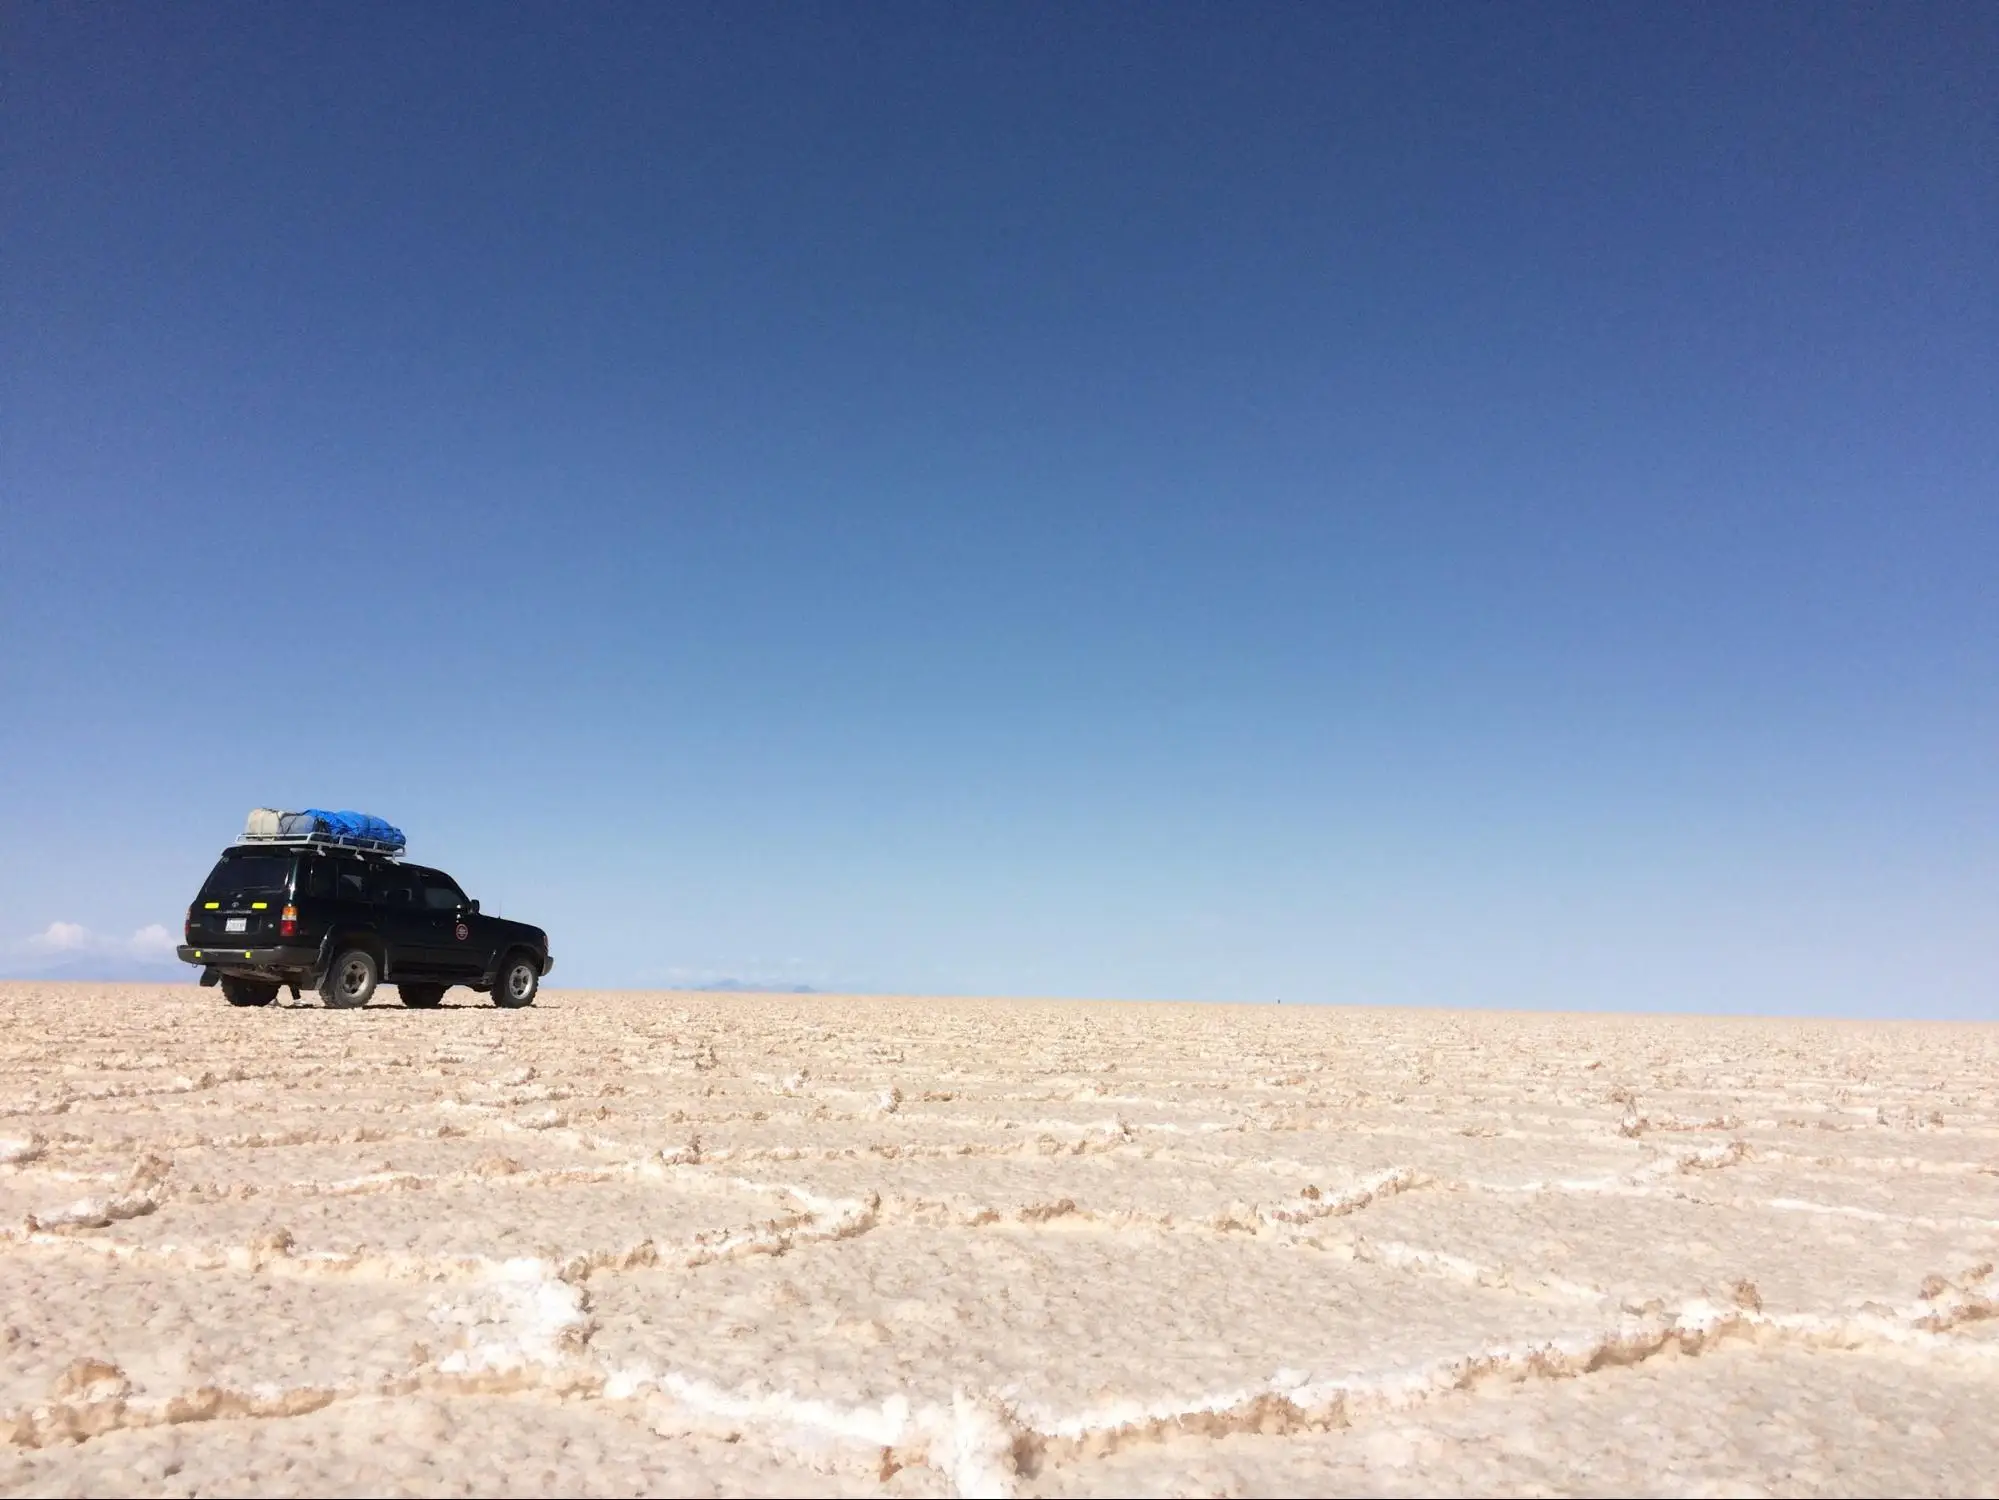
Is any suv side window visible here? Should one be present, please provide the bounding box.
[421,873,467,911]
[377,869,419,908]
[299,858,337,900]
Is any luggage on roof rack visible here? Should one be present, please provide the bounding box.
[238,807,407,856]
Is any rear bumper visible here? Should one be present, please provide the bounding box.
[178,944,321,975]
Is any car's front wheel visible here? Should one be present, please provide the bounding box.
[320,949,379,1008]
[398,983,445,1009]
[494,951,540,1008]
[221,976,278,1007]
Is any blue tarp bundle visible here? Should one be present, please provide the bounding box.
[290,809,407,852]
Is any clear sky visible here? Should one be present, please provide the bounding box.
[3,3,1993,1014]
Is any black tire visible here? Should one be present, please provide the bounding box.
[494,951,540,1008]
[399,983,446,1009]
[220,976,278,1008]
[320,948,379,1008]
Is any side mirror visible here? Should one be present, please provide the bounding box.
[461,899,480,916]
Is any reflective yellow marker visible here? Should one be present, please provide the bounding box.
[204,902,220,910]
[193,950,203,958]
[251,902,267,910]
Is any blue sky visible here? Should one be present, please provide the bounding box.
[4,3,1993,1014]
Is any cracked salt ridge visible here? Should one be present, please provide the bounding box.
[96,1212,812,1277]
[612,1371,1022,1498]
[171,1160,640,1202]
[1330,1238,1610,1305]
[1458,1138,1753,1197]
[589,1130,1255,1175]
[1687,1160,1999,1226]
[599,1286,1999,1499]
[1745,1147,1999,1178]
[1138,1126,1658,1185]
[89,1184,815,1272]
[579,1216,1607,1448]
[0,1269,445,1428]
[2,1391,898,1499]
[0,1258,596,1451]
[0,1137,44,1166]
[19,1188,161,1232]
[1344,1187,1997,1320]
[156,1133,625,1184]
[428,1257,594,1377]
[855,1165,1425,1239]
[675,1112,1252,1152]
[1758,1196,1999,1232]
[2,1196,897,1447]
[1021,1338,1999,1500]
[247,1163,620,1208]
[681,1183,878,1266]
[3,1373,361,1450]
[0,1074,242,1118]
[52,1160,835,1264]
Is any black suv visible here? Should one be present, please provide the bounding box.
[177,844,553,1009]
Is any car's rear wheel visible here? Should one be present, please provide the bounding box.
[320,949,379,1008]
[399,983,446,1009]
[495,951,539,1008]
[220,976,278,1007]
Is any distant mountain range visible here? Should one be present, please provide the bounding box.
[692,979,816,994]
[0,954,194,983]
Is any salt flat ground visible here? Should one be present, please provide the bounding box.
[0,984,1993,1498]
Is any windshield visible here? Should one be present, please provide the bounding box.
[198,854,294,900]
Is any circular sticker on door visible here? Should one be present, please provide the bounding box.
[454,922,470,941]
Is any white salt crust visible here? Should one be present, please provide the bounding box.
[0,982,1993,1496]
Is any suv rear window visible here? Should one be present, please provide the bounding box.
[199,854,295,900]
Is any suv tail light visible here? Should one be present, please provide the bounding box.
[184,910,195,940]
[280,905,298,938]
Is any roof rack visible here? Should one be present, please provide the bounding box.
[231,836,407,856]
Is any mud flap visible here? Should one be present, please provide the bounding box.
[198,967,220,987]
